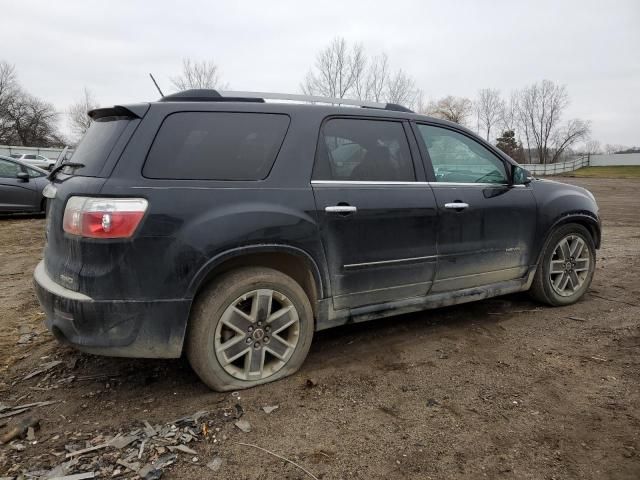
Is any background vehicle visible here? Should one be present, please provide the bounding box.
[10,153,56,170]
[0,155,49,213]
[33,90,600,391]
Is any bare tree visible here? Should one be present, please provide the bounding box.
[302,37,365,99]
[517,80,590,164]
[68,87,98,141]
[426,96,473,125]
[355,53,389,102]
[584,140,601,155]
[385,69,418,108]
[475,88,504,141]
[512,90,534,162]
[0,61,62,146]
[604,144,627,154]
[171,58,226,91]
[413,89,428,114]
[500,91,519,133]
[6,91,61,146]
[302,38,419,109]
[549,118,591,163]
[0,61,18,144]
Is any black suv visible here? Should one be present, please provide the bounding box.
[34,90,600,391]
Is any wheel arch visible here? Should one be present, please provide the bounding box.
[536,212,601,265]
[187,244,325,314]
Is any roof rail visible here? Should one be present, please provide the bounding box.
[160,89,413,112]
[218,91,413,112]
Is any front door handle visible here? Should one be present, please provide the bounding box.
[325,205,357,214]
[444,202,469,210]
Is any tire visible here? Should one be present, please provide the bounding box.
[529,223,596,306]
[186,267,314,391]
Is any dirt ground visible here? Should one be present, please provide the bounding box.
[1,177,638,479]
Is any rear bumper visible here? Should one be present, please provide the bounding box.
[33,261,190,358]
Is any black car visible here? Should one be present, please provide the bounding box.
[34,90,600,391]
[0,155,49,213]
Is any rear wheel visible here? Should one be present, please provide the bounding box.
[530,224,596,306]
[186,267,314,391]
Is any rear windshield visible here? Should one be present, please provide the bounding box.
[143,112,290,180]
[65,116,131,176]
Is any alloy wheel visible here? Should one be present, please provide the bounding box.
[548,234,591,297]
[214,289,300,381]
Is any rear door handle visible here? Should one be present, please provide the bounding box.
[444,202,469,210]
[325,205,357,214]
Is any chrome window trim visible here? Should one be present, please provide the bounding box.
[311,180,527,188]
[429,182,527,188]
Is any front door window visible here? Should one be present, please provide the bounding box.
[416,124,508,184]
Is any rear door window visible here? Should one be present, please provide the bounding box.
[313,118,415,181]
[143,112,290,180]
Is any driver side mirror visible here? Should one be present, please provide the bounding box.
[511,165,531,186]
[16,172,29,182]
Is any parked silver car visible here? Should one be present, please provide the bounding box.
[0,155,49,213]
[9,153,56,171]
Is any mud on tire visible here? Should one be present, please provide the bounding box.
[186,267,314,391]
[529,223,596,306]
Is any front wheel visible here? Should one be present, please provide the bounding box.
[529,224,596,306]
[186,267,314,391]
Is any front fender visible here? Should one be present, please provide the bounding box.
[531,179,601,263]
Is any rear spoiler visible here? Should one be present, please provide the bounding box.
[88,103,149,120]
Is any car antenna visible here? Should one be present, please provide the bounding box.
[149,73,164,97]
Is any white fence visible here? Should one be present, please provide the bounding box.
[522,156,590,175]
[522,153,640,175]
[590,153,640,166]
[0,145,67,160]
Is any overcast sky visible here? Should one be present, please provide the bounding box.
[2,0,638,146]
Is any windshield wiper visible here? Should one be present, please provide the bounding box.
[47,162,85,181]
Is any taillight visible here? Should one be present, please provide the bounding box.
[63,197,148,238]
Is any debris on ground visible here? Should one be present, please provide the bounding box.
[0,409,248,479]
[0,417,39,444]
[17,333,36,345]
[0,400,59,424]
[234,419,251,433]
[262,405,279,414]
[206,456,224,472]
[23,360,64,381]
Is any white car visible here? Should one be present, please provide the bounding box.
[9,153,56,171]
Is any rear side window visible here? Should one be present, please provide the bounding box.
[313,118,415,181]
[143,112,290,180]
[67,117,131,176]
[0,159,20,178]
